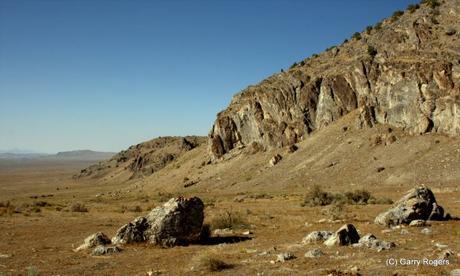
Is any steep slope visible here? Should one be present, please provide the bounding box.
[209,0,460,159]
[76,136,206,181]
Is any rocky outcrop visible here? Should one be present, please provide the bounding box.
[112,197,204,247]
[375,186,448,227]
[302,231,333,244]
[355,234,395,251]
[209,0,460,159]
[76,136,206,180]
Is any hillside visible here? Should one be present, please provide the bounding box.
[76,0,460,193]
[209,0,460,159]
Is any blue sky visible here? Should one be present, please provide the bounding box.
[0,0,416,153]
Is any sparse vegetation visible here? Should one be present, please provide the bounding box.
[27,266,40,276]
[343,38,348,44]
[69,202,88,212]
[367,45,378,58]
[365,26,373,35]
[302,185,392,207]
[120,205,142,213]
[323,201,347,220]
[374,22,382,30]
[446,28,457,36]
[155,192,175,203]
[421,0,440,9]
[0,201,15,216]
[210,211,248,230]
[391,10,404,22]
[407,3,420,13]
[289,62,298,69]
[352,32,362,40]
[197,253,233,272]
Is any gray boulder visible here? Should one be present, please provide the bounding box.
[302,231,333,244]
[75,232,111,252]
[357,233,395,251]
[91,245,122,256]
[112,197,204,247]
[324,224,360,246]
[375,187,447,227]
[304,249,324,258]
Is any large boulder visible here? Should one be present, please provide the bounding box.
[324,224,360,246]
[375,187,447,227]
[112,197,204,247]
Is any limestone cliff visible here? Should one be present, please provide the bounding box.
[209,0,460,159]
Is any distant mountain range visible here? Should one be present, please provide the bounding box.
[0,150,115,161]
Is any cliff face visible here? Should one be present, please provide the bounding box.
[209,0,460,159]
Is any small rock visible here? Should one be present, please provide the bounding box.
[409,219,427,227]
[269,154,282,166]
[438,249,455,260]
[400,229,409,235]
[0,253,11,258]
[91,245,122,256]
[276,252,296,262]
[302,231,333,244]
[304,249,324,258]
[324,224,360,247]
[242,230,253,235]
[76,232,111,252]
[376,167,385,172]
[421,228,433,235]
[435,243,448,249]
[213,228,234,236]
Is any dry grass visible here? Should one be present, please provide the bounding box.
[209,211,248,230]
[196,253,233,272]
[69,202,88,212]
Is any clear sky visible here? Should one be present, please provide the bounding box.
[0,0,417,153]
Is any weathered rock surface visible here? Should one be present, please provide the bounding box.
[91,245,122,256]
[304,249,324,258]
[324,224,360,246]
[112,197,204,247]
[276,252,296,262]
[302,231,333,244]
[375,186,448,227]
[75,232,111,252]
[356,233,395,251]
[409,219,427,227]
[208,0,460,159]
[269,154,282,166]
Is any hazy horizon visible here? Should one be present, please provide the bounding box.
[0,0,416,153]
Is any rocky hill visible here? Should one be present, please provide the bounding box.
[76,136,206,181]
[209,0,460,159]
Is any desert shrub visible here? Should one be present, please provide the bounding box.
[33,201,50,207]
[210,211,248,230]
[352,32,362,40]
[391,10,404,22]
[344,189,372,204]
[27,266,40,276]
[290,62,298,69]
[197,254,233,272]
[303,186,392,207]
[322,201,346,220]
[70,202,88,212]
[367,45,377,58]
[302,185,334,207]
[374,22,383,30]
[343,39,348,44]
[431,16,440,24]
[249,193,273,199]
[421,0,440,8]
[365,26,373,34]
[407,3,420,13]
[0,201,15,216]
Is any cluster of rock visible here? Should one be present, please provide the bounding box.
[301,187,450,254]
[303,224,394,252]
[75,197,205,255]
